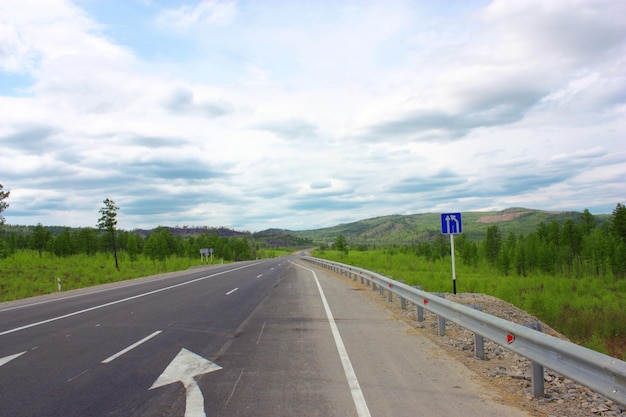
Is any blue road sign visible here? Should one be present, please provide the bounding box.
[441,213,462,234]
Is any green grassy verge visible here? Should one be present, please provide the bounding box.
[0,249,292,302]
[314,249,626,359]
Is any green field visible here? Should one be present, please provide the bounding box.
[313,248,626,360]
[0,248,291,302]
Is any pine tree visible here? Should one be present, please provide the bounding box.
[97,198,120,270]
[485,225,501,266]
[612,203,626,243]
[31,223,51,258]
[0,184,9,226]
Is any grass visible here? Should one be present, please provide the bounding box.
[314,249,626,359]
[0,249,292,302]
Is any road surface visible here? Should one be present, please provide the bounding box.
[0,256,529,416]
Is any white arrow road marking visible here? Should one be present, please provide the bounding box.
[102,330,162,364]
[150,348,222,417]
[0,351,26,368]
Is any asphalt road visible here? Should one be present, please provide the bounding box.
[0,256,530,417]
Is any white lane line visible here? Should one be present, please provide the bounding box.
[291,261,372,417]
[256,321,266,345]
[0,269,204,313]
[0,262,262,337]
[102,330,162,364]
[256,274,263,278]
[0,351,26,367]
[225,369,245,406]
[67,369,89,383]
[226,287,239,296]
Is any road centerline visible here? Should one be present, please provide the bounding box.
[225,288,239,296]
[101,330,163,364]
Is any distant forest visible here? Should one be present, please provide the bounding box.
[0,225,311,263]
[1,204,625,278]
[335,204,626,279]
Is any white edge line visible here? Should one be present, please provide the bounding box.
[102,330,162,364]
[290,261,372,417]
[226,287,239,296]
[0,262,262,337]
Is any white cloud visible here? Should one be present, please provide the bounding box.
[155,0,237,31]
[0,0,625,231]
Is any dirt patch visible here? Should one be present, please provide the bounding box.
[477,211,530,223]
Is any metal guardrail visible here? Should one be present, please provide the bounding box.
[301,255,626,406]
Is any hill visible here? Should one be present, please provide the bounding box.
[288,208,611,244]
[2,207,611,247]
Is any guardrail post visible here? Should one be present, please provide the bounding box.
[469,304,485,360]
[416,305,424,322]
[438,316,446,336]
[525,322,545,399]
[475,333,485,360]
[413,286,424,321]
[398,280,407,309]
[436,293,446,336]
[387,284,393,302]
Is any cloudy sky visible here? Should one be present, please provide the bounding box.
[1,0,625,232]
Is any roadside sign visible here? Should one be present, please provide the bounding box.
[441,212,462,294]
[441,213,462,234]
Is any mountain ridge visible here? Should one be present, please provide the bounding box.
[285,207,611,244]
[2,207,612,246]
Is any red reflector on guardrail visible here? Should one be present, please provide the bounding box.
[507,333,515,344]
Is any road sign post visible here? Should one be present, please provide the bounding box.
[441,213,462,294]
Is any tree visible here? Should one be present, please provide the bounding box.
[97,198,120,270]
[53,228,74,257]
[612,203,626,243]
[485,225,501,266]
[333,234,348,256]
[76,227,98,256]
[0,183,9,226]
[579,209,596,235]
[144,230,169,268]
[31,223,51,258]
[127,233,139,266]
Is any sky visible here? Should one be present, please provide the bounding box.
[1,0,625,232]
